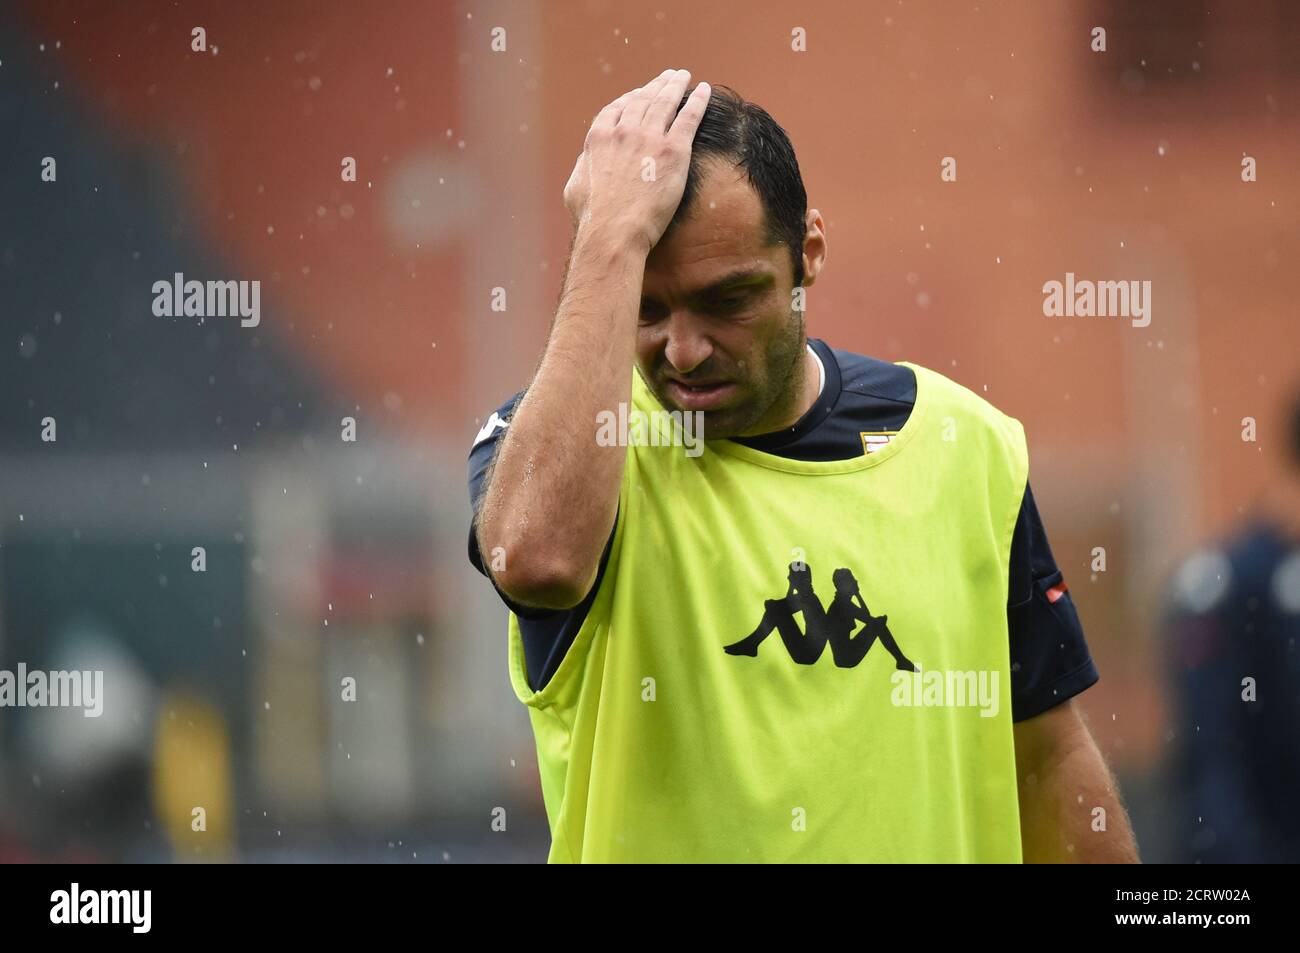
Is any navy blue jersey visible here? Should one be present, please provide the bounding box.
[1163,521,1300,862]
[468,338,1100,722]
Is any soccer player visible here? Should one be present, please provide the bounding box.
[1161,387,1300,863]
[468,69,1139,863]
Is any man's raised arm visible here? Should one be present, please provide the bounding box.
[474,69,711,611]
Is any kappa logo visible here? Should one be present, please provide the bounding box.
[724,561,917,672]
[473,411,509,448]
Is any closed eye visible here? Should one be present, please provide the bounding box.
[639,273,772,321]
[639,299,670,322]
[711,295,749,311]
[703,289,761,315]
[639,296,749,319]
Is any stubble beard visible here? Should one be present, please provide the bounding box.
[700,307,807,440]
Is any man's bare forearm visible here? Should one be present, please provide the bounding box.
[476,223,647,609]
[474,69,709,608]
[1017,707,1140,863]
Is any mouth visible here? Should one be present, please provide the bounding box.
[664,379,737,411]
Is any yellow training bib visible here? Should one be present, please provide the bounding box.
[507,362,1029,863]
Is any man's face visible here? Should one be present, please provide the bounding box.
[636,158,805,439]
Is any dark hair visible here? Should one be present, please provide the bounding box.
[669,85,808,288]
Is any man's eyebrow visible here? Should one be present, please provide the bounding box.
[640,269,776,306]
[692,269,775,297]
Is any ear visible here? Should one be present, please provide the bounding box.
[800,208,827,287]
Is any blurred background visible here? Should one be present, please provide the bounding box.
[1,0,1297,862]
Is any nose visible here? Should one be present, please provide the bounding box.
[660,312,715,376]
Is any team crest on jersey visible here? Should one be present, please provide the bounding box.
[860,431,898,455]
[723,561,917,672]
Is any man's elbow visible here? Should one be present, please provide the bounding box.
[481,536,594,611]
[498,561,592,611]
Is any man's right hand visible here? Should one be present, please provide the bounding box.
[476,71,711,613]
[563,69,712,254]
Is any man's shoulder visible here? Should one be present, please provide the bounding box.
[819,341,916,407]
[846,356,1029,473]
[902,360,1023,429]
[817,342,1020,428]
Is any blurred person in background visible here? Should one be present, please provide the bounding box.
[1163,387,1300,863]
[6,623,162,862]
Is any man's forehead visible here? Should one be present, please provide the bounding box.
[686,159,765,223]
[665,162,766,245]
[645,163,781,291]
